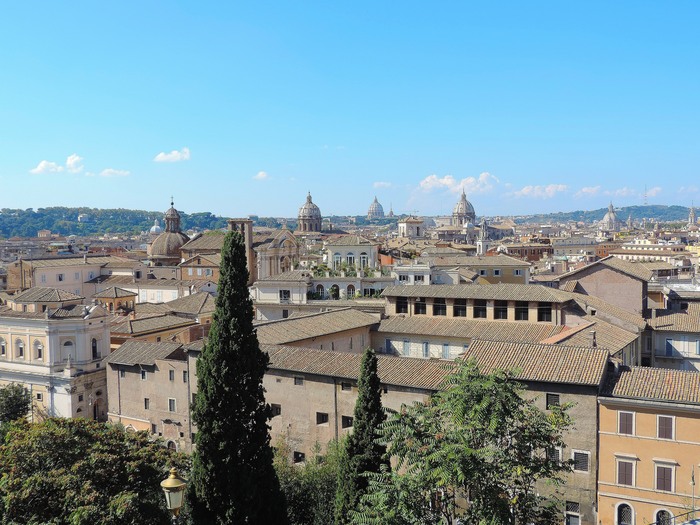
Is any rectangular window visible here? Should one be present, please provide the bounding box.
[656,465,673,492]
[74,272,80,280]
[658,416,674,440]
[403,340,410,357]
[169,370,175,381]
[573,451,590,472]
[40,274,46,283]
[547,447,561,463]
[442,343,450,359]
[120,369,125,378]
[151,424,157,434]
[36,392,43,401]
[78,394,84,402]
[453,299,467,317]
[183,371,188,383]
[271,404,281,417]
[494,300,508,320]
[396,297,409,314]
[168,398,176,412]
[188,268,193,276]
[341,416,353,428]
[618,411,634,435]
[414,297,427,315]
[546,393,560,409]
[618,460,634,486]
[665,339,674,357]
[385,338,394,354]
[422,342,429,358]
[432,298,447,316]
[197,268,202,276]
[141,370,147,381]
[282,309,289,319]
[479,269,487,276]
[316,412,329,424]
[293,451,305,463]
[565,502,580,525]
[493,269,501,277]
[294,376,304,386]
[513,269,523,276]
[57,273,64,282]
[398,274,409,282]
[144,398,150,410]
[537,302,552,322]
[515,301,529,321]
[341,382,352,391]
[279,290,291,302]
[473,299,487,318]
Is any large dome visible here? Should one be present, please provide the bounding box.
[452,189,476,224]
[600,202,620,231]
[298,192,322,219]
[150,231,190,258]
[149,219,162,235]
[367,196,384,219]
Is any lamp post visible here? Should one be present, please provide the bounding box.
[161,467,187,524]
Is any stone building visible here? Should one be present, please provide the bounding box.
[452,188,476,226]
[296,192,322,233]
[148,200,190,266]
[599,202,622,233]
[367,196,384,220]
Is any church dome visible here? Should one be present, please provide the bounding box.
[367,196,385,219]
[149,219,162,235]
[149,199,190,264]
[452,189,476,224]
[599,202,620,231]
[298,192,322,220]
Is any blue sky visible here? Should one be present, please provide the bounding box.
[1,2,698,218]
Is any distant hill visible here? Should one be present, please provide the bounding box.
[513,205,691,225]
[0,207,229,238]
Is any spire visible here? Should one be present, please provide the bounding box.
[306,192,312,203]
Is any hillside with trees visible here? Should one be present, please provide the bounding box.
[513,205,690,224]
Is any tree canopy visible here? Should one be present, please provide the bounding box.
[0,383,31,425]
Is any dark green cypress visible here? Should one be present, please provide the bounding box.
[188,231,287,524]
[335,347,387,523]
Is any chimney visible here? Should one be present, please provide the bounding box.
[589,330,597,348]
[130,311,136,320]
[83,254,87,264]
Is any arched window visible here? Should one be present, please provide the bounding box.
[655,510,671,525]
[34,341,43,360]
[347,284,356,298]
[346,252,355,267]
[92,338,99,360]
[15,339,24,359]
[329,285,340,300]
[617,503,633,525]
[360,252,369,268]
[333,253,342,270]
[63,341,74,362]
[167,441,177,451]
[316,284,325,297]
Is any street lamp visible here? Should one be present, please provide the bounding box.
[161,467,187,524]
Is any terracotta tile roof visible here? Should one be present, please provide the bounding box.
[20,255,130,269]
[567,292,648,330]
[325,235,378,246]
[85,275,135,286]
[110,314,196,335]
[163,292,216,316]
[649,304,700,332]
[180,232,226,251]
[377,316,565,343]
[550,317,640,354]
[255,308,379,345]
[93,287,137,299]
[417,254,530,268]
[104,340,184,366]
[605,366,700,405]
[255,270,313,282]
[463,340,610,386]
[559,280,580,293]
[557,256,653,283]
[264,344,453,391]
[12,287,84,303]
[382,283,570,303]
[180,254,222,266]
[135,302,172,315]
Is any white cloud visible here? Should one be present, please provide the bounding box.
[153,147,191,163]
[373,181,392,188]
[254,171,268,180]
[513,184,568,199]
[575,185,601,198]
[647,186,662,197]
[418,172,499,195]
[679,186,699,194]
[98,168,130,177]
[65,153,84,173]
[603,187,637,198]
[30,160,64,174]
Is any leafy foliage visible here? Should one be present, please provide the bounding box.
[335,347,387,524]
[0,418,188,525]
[0,383,31,425]
[188,231,286,524]
[274,440,341,525]
[352,359,573,525]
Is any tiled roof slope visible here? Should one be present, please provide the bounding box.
[382,283,570,303]
[110,314,196,335]
[93,287,137,299]
[462,340,610,386]
[21,255,133,268]
[255,308,379,345]
[104,340,184,366]
[377,316,565,343]
[552,317,639,354]
[567,292,647,330]
[164,292,216,316]
[180,232,226,251]
[557,256,653,282]
[265,345,453,391]
[12,287,84,303]
[417,254,530,268]
[326,235,378,246]
[648,304,700,332]
[605,366,700,405]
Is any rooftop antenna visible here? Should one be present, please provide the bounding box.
[643,185,648,206]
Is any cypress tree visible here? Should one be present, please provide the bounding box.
[335,347,387,523]
[188,231,286,524]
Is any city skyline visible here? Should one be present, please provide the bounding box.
[1,2,698,217]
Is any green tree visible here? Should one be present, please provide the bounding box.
[0,383,31,424]
[0,418,188,525]
[188,231,286,524]
[352,359,573,525]
[335,347,387,524]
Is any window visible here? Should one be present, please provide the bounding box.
[279,290,291,302]
[271,404,282,417]
[169,369,175,381]
[473,299,487,318]
[183,371,188,383]
[442,343,450,359]
[422,342,429,358]
[537,302,552,322]
[316,412,329,424]
[396,297,408,314]
[479,269,487,276]
[40,274,46,283]
[398,274,409,282]
[360,253,368,268]
[515,301,529,321]
[144,398,150,410]
[341,382,352,391]
[0,339,5,356]
[547,447,561,463]
[74,272,79,280]
[658,415,674,440]
[168,398,176,412]
[665,338,674,357]
[282,309,289,319]
[197,268,202,276]
[493,269,501,277]
[78,394,84,402]
[16,341,24,358]
[333,253,342,269]
[188,268,193,276]
[414,275,424,282]
[432,298,447,316]
[656,464,673,492]
[572,451,590,472]
[494,300,508,320]
[346,253,355,266]
[513,269,523,276]
[293,451,306,463]
[414,297,427,315]
[546,393,560,409]
[120,369,125,378]
[57,273,64,282]
[565,501,580,525]
[403,340,410,357]
[36,392,43,401]
[655,510,672,525]
[617,460,634,486]
[453,299,467,317]
[91,338,99,360]
[141,370,148,381]
[341,416,353,428]
[618,411,634,435]
[35,342,43,360]
[385,339,394,354]
[617,503,633,525]
[294,376,304,386]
